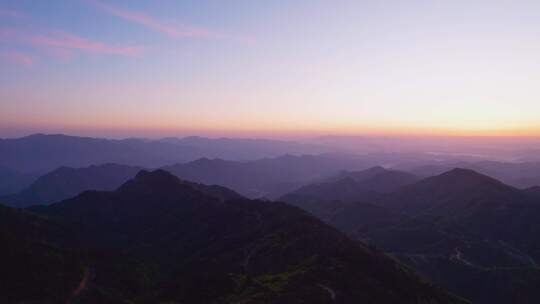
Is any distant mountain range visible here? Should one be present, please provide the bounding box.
[2,133,539,198]
[1,164,142,208]
[1,154,377,207]
[162,154,376,199]
[0,170,465,303]
[0,133,328,174]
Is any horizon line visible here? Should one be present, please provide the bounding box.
[2,131,540,141]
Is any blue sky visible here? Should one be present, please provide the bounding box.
[1,0,540,138]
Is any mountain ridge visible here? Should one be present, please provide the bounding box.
[1,163,142,208]
[279,167,540,304]
[23,169,466,303]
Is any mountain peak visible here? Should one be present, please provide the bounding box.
[444,167,482,176]
[365,166,386,173]
[381,166,525,216]
[134,169,180,182]
[119,169,182,193]
[437,168,507,186]
[334,166,391,183]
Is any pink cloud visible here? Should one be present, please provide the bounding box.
[0,28,18,38]
[87,0,255,43]
[88,0,215,38]
[43,46,75,61]
[0,27,141,57]
[0,50,34,66]
[0,9,26,19]
[28,31,141,56]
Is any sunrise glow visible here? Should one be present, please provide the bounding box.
[2,0,540,138]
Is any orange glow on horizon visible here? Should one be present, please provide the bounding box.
[3,118,540,139]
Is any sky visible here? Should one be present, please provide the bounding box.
[1,0,540,138]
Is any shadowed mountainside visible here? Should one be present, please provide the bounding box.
[410,161,540,189]
[280,167,417,225]
[280,168,540,304]
[0,204,83,303]
[13,170,466,304]
[524,186,540,198]
[377,169,540,261]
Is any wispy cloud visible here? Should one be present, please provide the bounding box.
[0,9,26,19]
[28,30,141,56]
[0,50,34,66]
[0,27,142,59]
[87,0,255,43]
[89,0,214,38]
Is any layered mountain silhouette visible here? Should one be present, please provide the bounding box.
[410,161,540,189]
[162,154,373,198]
[0,166,36,196]
[2,154,374,207]
[378,169,540,260]
[2,170,466,304]
[4,156,540,303]
[280,167,417,231]
[1,164,142,208]
[380,168,531,215]
[0,134,326,174]
[280,167,540,304]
